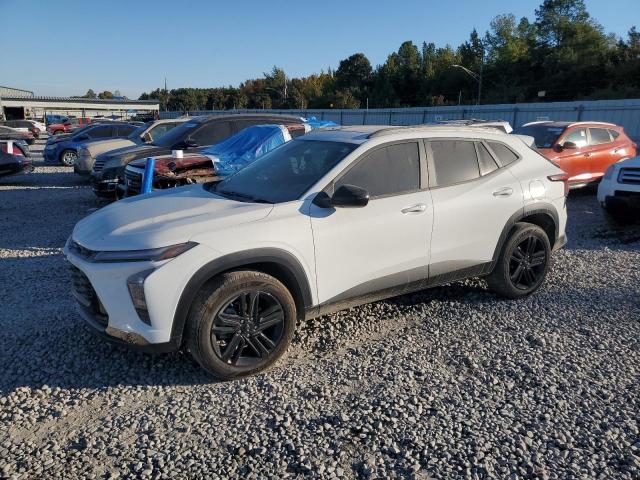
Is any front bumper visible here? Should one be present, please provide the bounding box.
[43,147,58,163]
[90,167,122,197]
[64,241,218,351]
[74,153,94,175]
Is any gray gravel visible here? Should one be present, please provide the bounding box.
[1,141,639,479]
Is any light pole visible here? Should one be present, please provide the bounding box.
[452,53,484,105]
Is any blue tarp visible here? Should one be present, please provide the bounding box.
[301,117,339,129]
[201,124,292,176]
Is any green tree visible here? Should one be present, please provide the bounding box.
[98,91,113,99]
[83,89,97,99]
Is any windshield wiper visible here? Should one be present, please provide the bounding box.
[215,189,271,204]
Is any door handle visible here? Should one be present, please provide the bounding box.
[584,152,592,157]
[401,203,427,214]
[492,187,513,197]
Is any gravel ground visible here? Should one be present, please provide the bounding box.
[1,140,639,479]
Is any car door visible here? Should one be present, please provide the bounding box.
[310,141,433,305]
[555,127,590,183]
[587,127,616,179]
[426,139,523,278]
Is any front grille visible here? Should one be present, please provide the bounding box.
[93,157,108,172]
[124,167,143,195]
[618,167,640,185]
[68,264,108,327]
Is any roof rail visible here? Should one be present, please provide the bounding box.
[367,123,508,138]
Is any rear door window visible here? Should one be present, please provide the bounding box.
[589,128,612,145]
[429,140,480,187]
[336,142,420,198]
[116,125,136,136]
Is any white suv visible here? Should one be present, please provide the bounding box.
[597,156,640,222]
[64,125,568,379]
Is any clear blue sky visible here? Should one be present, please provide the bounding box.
[0,0,636,98]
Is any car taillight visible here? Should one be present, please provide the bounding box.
[548,173,569,196]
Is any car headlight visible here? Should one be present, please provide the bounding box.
[71,241,198,262]
[603,165,616,181]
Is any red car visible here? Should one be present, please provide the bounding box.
[514,121,637,187]
[48,117,92,136]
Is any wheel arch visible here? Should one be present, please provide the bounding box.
[170,248,313,346]
[492,204,559,267]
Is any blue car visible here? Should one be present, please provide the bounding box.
[43,123,137,166]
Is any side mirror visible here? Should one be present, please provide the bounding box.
[142,132,152,143]
[562,141,578,150]
[76,134,89,141]
[314,184,370,208]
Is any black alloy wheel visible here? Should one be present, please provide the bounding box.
[486,222,551,299]
[509,235,547,290]
[186,270,297,379]
[212,291,285,366]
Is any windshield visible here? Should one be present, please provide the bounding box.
[513,125,566,149]
[127,124,148,141]
[152,119,201,147]
[210,140,357,204]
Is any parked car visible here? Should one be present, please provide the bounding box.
[1,141,33,177]
[44,123,138,165]
[0,125,35,145]
[27,119,47,134]
[123,123,311,197]
[75,119,187,175]
[65,124,568,379]
[45,114,68,126]
[48,117,93,136]
[597,156,640,223]
[0,120,42,139]
[513,121,637,188]
[90,114,305,198]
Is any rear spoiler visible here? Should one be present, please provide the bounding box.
[513,134,535,148]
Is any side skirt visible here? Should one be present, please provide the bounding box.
[305,261,492,320]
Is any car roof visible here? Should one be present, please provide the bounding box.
[189,113,304,124]
[299,124,509,144]
[521,120,618,129]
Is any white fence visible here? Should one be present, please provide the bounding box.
[160,98,640,140]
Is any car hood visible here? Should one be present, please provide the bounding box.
[84,138,136,155]
[617,156,640,168]
[72,184,273,251]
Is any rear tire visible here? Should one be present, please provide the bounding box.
[186,271,297,380]
[487,222,551,299]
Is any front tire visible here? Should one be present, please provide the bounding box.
[487,222,551,299]
[60,149,77,166]
[186,271,297,380]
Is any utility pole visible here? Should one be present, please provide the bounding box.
[478,50,484,106]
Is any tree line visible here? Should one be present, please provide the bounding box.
[136,0,640,111]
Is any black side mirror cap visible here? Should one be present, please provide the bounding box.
[331,184,369,208]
